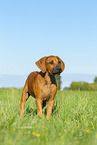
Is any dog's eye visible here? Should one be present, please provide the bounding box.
[49,61,54,64]
[58,61,61,64]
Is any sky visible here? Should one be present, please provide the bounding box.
[0,0,97,77]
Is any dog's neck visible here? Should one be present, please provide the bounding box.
[44,71,52,86]
[39,71,56,86]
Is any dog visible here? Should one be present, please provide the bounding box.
[20,55,65,119]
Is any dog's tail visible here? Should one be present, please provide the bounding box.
[20,78,29,115]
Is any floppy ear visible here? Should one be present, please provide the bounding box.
[35,56,47,73]
[57,56,65,72]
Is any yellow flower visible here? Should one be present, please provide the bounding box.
[96,134,97,138]
[24,132,27,134]
[85,129,89,133]
[90,131,93,133]
[32,132,40,137]
[74,137,77,140]
[20,132,23,135]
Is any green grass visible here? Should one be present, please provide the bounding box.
[0,88,97,145]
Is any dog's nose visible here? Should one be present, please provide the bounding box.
[56,66,62,72]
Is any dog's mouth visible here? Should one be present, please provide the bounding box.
[51,66,62,75]
[52,71,62,75]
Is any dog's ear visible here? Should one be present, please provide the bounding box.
[57,56,65,72]
[35,56,47,73]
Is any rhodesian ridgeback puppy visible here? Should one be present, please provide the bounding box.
[20,55,65,119]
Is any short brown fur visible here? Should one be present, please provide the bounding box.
[20,55,65,119]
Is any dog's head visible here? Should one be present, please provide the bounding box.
[35,55,65,75]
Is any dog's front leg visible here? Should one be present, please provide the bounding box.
[36,99,43,118]
[46,100,54,120]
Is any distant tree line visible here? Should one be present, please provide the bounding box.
[70,81,97,91]
[64,76,97,91]
[94,76,97,84]
[56,76,97,91]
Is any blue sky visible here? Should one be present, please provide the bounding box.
[0,0,97,76]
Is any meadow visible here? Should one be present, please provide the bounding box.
[0,88,97,145]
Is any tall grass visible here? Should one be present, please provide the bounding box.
[0,88,97,145]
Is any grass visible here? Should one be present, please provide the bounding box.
[0,88,97,145]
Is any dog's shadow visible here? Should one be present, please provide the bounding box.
[25,102,58,117]
[25,106,37,116]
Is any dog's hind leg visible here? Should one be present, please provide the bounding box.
[20,78,30,115]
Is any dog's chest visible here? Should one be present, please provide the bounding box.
[34,73,56,101]
[42,76,53,100]
[45,75,51,87]
[42,85,52,101]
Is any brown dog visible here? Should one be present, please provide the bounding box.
[20,56,65,119]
